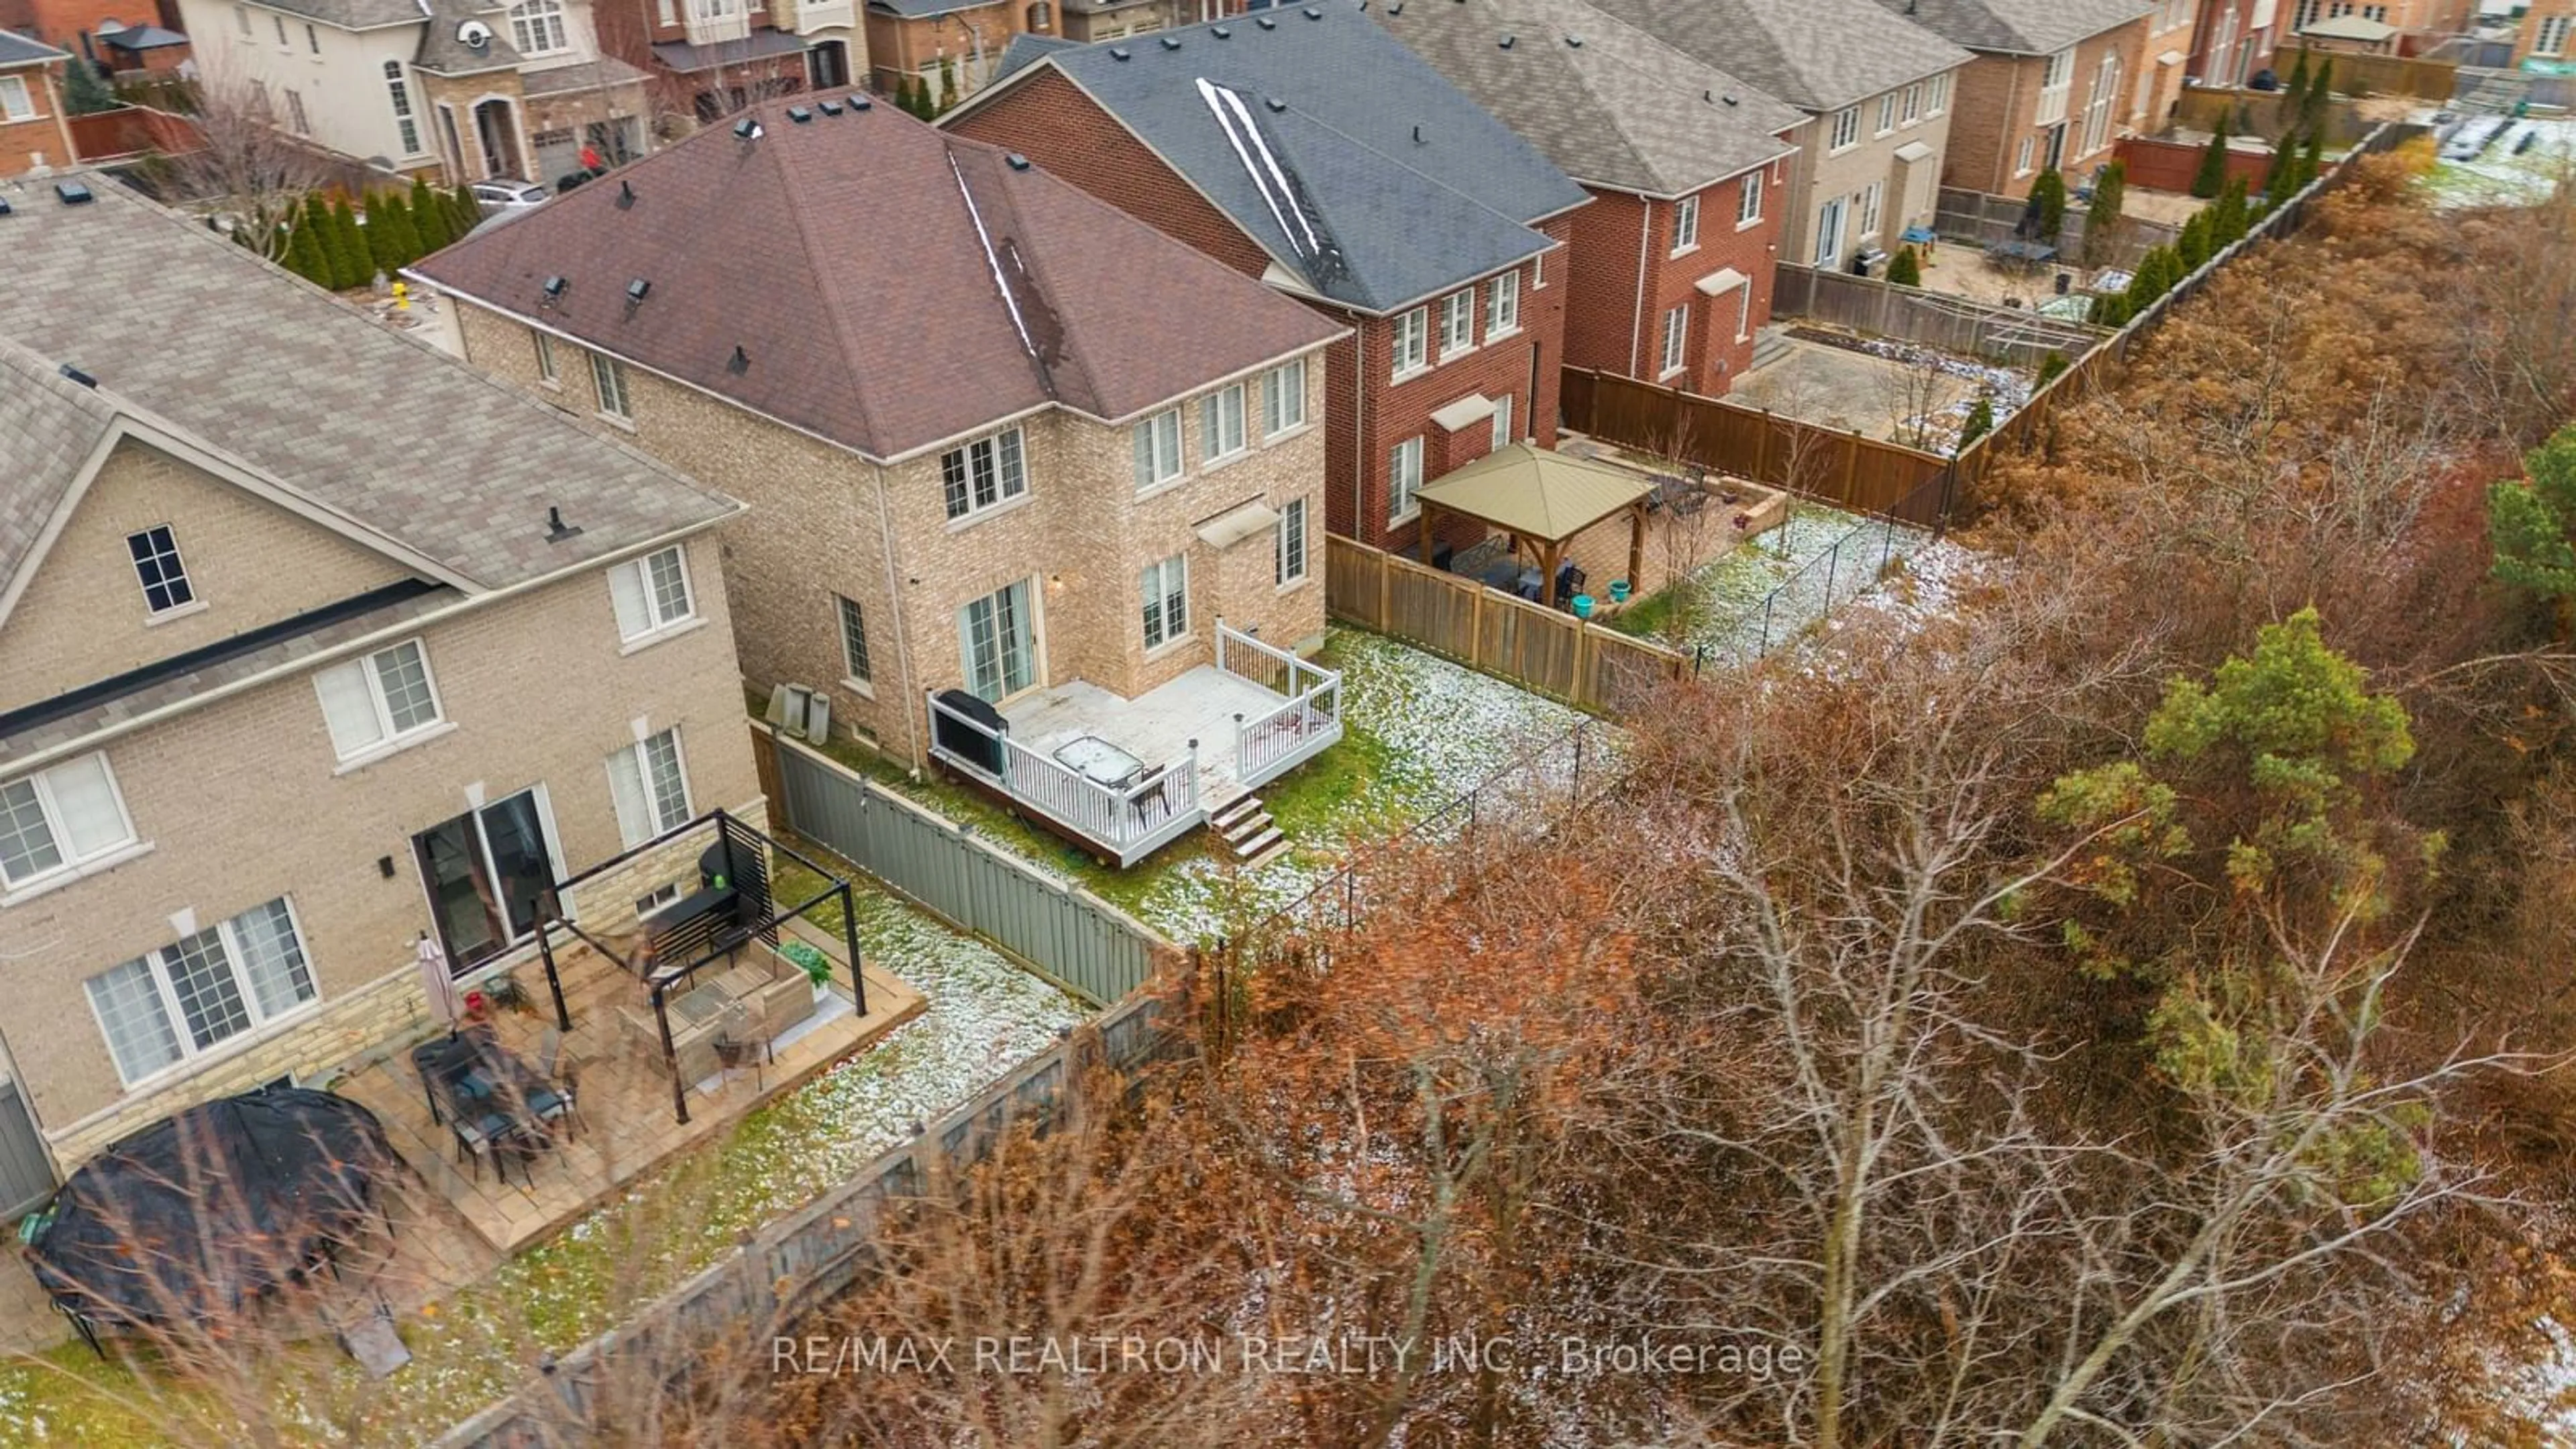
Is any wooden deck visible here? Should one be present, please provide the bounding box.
[1002,665,1287,806]
[335,926,924,1254]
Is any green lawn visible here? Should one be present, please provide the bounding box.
[763,628,1589,947]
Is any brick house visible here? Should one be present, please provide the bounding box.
[1589,0,1970,276]
[586,0,861,127]
[0,175,760,1181]
[415,97,1348,866]
[0,0,193,75]
[0,31,76,174]
[2289,0,2477,54]
[2187,0,2280,91]
[946,6,1591,557]
[2518,0,2576,68]
[169,0,655,183]
[1373,0,1799,398]
[861,0,1018,101]
[1869,0,2161,199]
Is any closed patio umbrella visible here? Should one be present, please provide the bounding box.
[416,934,464,1029]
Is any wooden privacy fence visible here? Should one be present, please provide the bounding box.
[1772,265,2106,366]
[1932,186,2181,267]
[433,987,1183,1449]
[1560,367,1955,523]
[2276,45,2460,101]
[757,729,1168,1005]
[1326,536,1685,714]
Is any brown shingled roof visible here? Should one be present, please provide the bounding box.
[413,95,1344,462]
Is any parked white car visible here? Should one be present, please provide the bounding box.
[471,179,551,217]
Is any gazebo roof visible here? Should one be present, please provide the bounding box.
[1415,443,1652,543]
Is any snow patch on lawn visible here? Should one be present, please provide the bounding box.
[1673,504,1937,667]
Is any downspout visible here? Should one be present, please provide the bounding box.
[1994,57,2027,191]
[867,461,926,775]
[1627,197,1652,376]
[1352,321,1367,543]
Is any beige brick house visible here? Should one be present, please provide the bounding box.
[1587,0,1970,275]
[1870,0,2161,199]
[0,175,760,1186]
[415,95,1346,867]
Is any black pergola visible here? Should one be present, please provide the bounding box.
[532,808,867,1124]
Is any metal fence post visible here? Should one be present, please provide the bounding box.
[1823,539,1839,611]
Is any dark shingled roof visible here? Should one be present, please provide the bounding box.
[413,95,1344,462]
[413,0,523,75]
[0,174,737,596]
[247,0,425,31]
[1863,0,2156,58]
[1583,0,1970,113]
[1371,0,1802,197]
[0,28,68,66]
[975,4,1591,314]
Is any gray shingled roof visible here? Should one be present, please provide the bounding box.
[985,5,1591,314]
[0,345,118,598]
[1583,0,1970,112]
[0,28,69,66]
[247,0,425,32]
[1865,0,2155,57]
[994,32,1081,78]
[1373,0,1802,197]
[0,174,737,595]
[520,55,647,97]
[414,0,523,75]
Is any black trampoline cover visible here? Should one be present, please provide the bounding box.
[25,1088,398,1326]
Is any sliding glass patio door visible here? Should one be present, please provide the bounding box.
[958,579,1036,702]
[413,786,566,974]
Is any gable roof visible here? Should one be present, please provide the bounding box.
[1862,0,2155,57]
[244,0,424,31]
[2300,13,2398,40]
[413,95,1343,462]
[0,28,68,66]
[414,0,523,76]
[1371,0,1801,197]
[0,173,738,603]
[1582,0,1970,112]
[960,5,1592,314]
[0,347,119,599]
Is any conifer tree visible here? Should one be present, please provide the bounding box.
[329,195,370,288]
[285,212,331,286]
[409,174,452,252]
[1886,245,1922,286]
[2191,113,2231,199]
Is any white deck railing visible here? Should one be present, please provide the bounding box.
[924,693,1203,866]
[1217,623,1344,789]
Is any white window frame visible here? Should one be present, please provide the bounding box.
[607,727,693,849]
[1901,83,1921,126]
[609,545,696,646]
[0,76,31,123]
[1264,358,1307,435]
[0,753,140,893]
[2036,48,2075,127]
[590,350,632,422]
[1815,195,1846,265]
[1659,304,1688,380]
[1858,181,1883,241]
[1139,553,1189,651]
[1876,93,1896,136]
[1133,408,1183,491]
[2015,136,2036,178]
[1486,270,1520,337]
[1828,106,1860,152]
[2081,50,2122,158]
[837,594,873,688]
[2542,14,2574,56]
[1275,496,1308,587]
[1927,72,1950,116]
[1439,289,1476,358]
[509,0,569,56]
[1200,384,1247,464]
[533,329,557,383]
[1391,305,1430,378]
[284,89,310,136]
[1672,193,1700,254]
[385,62,421,156]
[1389,437,1424,524]
[1491,392,1514,451]
[958,580,1036,702]
[85,898,317,1088]
[313,639,445,765]
[234,4,252,36]
[943,425,1028,521]
[1737,169,1764,228]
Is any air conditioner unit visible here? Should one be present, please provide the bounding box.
[762,683,833,742]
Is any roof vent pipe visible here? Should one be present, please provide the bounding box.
[616,179,635,209]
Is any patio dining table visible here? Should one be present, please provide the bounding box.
[1477,557,1544,600]
[1053,733,1147,790]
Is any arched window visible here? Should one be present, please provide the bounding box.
[509,0,567,56]
[1025,1,1051,30]
[384,61,422,155]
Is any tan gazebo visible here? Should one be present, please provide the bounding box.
[1416,443,1653,608]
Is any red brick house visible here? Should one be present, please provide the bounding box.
[0,30,76,175]
[946,6,1593,555]
[0,0,187,74]
[1372,0,1799,399]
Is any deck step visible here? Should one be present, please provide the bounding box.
[1239,835,1293,871]
[1232,826,1285,863]
[1220,810,1277,848]
[1748,325,1794,373]
[1210,794,1269,831]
